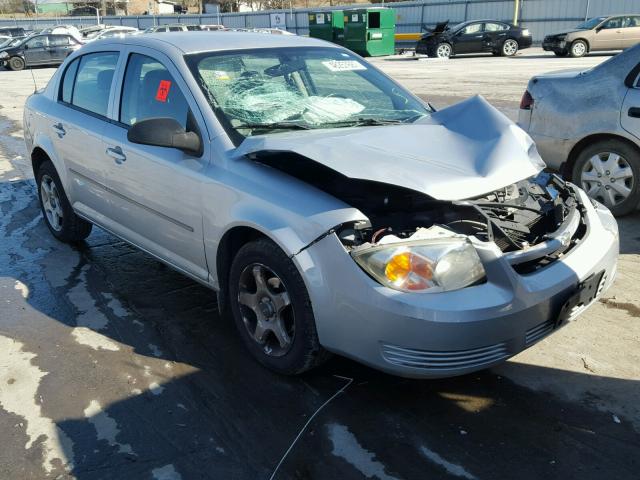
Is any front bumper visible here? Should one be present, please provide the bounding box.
[295,188,618,378]
[542,38,567,52]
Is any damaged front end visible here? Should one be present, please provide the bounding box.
[340,172,584,293]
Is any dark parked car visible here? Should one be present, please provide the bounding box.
[0,34,81,71]
[0,26,26,38]
[416,20,533,58]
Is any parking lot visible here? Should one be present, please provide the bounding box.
[1,48,639,480]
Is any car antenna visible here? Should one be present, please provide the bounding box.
[29,68,38,93]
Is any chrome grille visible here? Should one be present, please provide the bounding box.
[381,342,509,371]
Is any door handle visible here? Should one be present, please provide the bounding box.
[628,107,640,118]
[106,146,127,164]
[52,122,66,138]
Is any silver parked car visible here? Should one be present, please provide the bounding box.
[519,44,640,216]
[24,33,618,378]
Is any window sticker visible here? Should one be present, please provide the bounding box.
[155,79,171,102]
[351,13,358,22]
[321,60,367,72]
[316,14,324,24]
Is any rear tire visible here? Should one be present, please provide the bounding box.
[572,140,640,216]
[569,40,588,58]
[7,56,25,71]
[501,39,519,56]
[36,160,93,242]
[228,238,330,375]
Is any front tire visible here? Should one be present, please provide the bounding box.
[570,40,588,58]
[36,161,92,242]
[228,238,330,375]
[501,39,519,56]
[434,42,452,59]
[7,56,25,71]
[572,140,640,216]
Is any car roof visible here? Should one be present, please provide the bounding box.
[92,31,330,54]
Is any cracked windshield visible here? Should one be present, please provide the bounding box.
[190,47,429,136]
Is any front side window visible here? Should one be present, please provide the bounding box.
[187,47,429,140]
[71,52,119,117]
[602,17,624,29]
[26,36,48,49]
[120,53,189,128]
[462,24,482,35]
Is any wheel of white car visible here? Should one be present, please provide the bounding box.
[7,56,25,71]
[570,40,588,58]
[228,238,330,375]
[501,39,519,56]
[36,160,93,242]
[572,140,640,216]
[435,43,452,59]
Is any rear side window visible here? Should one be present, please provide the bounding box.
[485,23,509,32]
[70,52,119,117]
[60,58,80,103]
[49,35,71,46]
[169,26,183,31]
[119,53,189,128]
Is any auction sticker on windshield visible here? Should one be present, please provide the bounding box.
[322,60,367,72]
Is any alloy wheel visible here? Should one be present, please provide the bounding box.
[503,39,518,56]
[40,174,64,232]
[580,152,634,209]
[572,41,586,57]
[436,44,451,58]
[237,263,295,357]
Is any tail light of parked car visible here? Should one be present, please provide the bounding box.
[520,90,534,110]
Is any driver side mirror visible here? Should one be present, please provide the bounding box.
[127,117,202,156]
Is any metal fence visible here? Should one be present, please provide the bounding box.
[0,0,637,47]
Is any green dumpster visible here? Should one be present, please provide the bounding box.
[343,8,395,57]
[308,10,344,45]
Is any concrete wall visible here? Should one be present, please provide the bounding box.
[0,0,635,45]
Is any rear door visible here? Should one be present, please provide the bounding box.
[454,23,484,53]
[592,16,625,50]
[47,35,73,63]
[622,15,640,48]
[23,35,49,65]
[100,48,209,281]
[49,51,120,218]
[483,22,510,51]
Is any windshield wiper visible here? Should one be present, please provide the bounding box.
[319,116,422,128]
[233,122,311,131]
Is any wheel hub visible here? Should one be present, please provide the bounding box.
[237,263,294,357]
[580,152,634,209]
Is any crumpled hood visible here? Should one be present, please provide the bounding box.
[547,29,586,37]
[234,96,545,201]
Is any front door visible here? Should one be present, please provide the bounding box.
[591,16,625,50]
[49,51,119,218]
[101,50,209,281]
[23,35,49,65]
[454,23,484,54]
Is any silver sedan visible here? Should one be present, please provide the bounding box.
[518,44,640,216]
[24,32,618,378]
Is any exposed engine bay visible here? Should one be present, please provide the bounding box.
[250,152,585,273]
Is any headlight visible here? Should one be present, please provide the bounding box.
[522,29,531,36]
[352,239,486,293]
[0,51,8,59]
